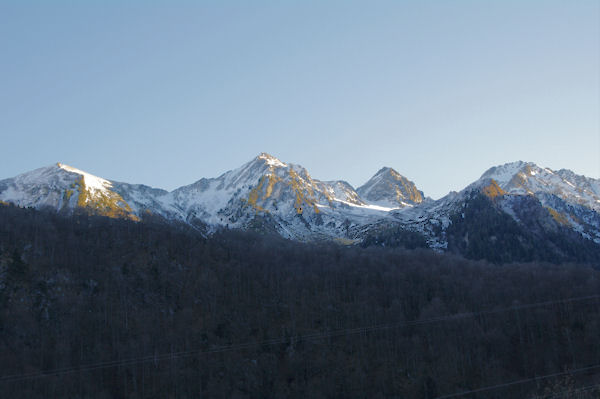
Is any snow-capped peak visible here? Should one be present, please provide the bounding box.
[57,163,113,194]
[479,161,533,185]
[257,153,287,168]
[479,161,600,211]
[0,162,133,216]
[375,166,400,178]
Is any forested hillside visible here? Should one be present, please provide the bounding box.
[1,204,599,398]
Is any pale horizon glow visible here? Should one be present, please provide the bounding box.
[1,2,598,199]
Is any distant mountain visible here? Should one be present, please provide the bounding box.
[0,163,141,220]
[1,155,598,264]
[356,167,426,208]
[480,161,600,211]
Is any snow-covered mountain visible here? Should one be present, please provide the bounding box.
[0,163,140,220]
[0,154,410,241]
[480,161,600,211]
[1,155,599,263]
[162,153,403,240]
[379,163,600,261]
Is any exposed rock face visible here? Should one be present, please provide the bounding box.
[356,167,425,208]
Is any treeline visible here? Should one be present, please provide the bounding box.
[0,204,600,398]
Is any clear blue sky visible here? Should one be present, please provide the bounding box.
[1,1,598,199]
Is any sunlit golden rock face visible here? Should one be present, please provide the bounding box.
[481,179,506,199]
[242,159,321,216]
[357,167,425,208]
[74,177,140,221]
[0,163,141,221]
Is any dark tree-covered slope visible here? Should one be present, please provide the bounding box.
[1,204,600,398]
[444,192,600,265]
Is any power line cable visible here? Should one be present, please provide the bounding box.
[2,293,599,383]
[532,382,600,399]
[435,364,600,398]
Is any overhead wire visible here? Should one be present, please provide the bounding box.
[1,293,599,384]
[434,364,600,398]
[531,382,600,399]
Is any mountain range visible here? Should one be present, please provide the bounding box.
[1,153,599,263]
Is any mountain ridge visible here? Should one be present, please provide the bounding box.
[1,153,599,263]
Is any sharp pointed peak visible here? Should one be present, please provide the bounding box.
[376,166,395,173]
[373,166,405,180]
[255,152,287,168]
